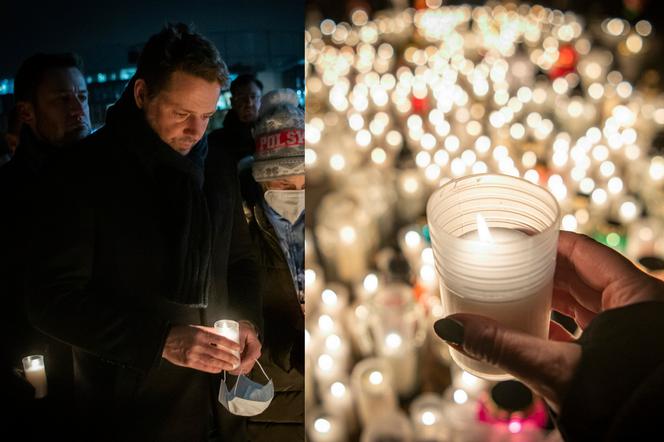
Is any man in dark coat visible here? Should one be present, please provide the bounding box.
[0,52,91,434]
[243,89,305,441]
[208,75,264,207]
[208,74,263,166]
[25,24,262,441]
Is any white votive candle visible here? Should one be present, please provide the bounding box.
[22,355,47,399]
[214,320,240,367]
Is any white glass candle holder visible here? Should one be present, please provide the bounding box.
[307,407,347,442]
[350,357,398,427]
[369,283,424,396]
[22,355,47,399]
[360,409,414,442]
[409,393,449,442]
[214,319,240,367]
[320,376,357,433]
[427,174,561,380]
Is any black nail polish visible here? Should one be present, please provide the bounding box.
[434,318,465,345]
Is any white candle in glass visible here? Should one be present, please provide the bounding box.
[351,358,398,427]
[214,320,240,368]
[22,355,47,399]
[379,332,418,397]
[409,393,449,442]
[321,378,356,432]
[427,174,560,381]
[307,409,347,442]
[318,283,349,317]
[452,368,489,399]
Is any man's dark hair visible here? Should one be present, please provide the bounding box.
[14,53,84,103]
[230,74,263,95]
[136,23,229,97]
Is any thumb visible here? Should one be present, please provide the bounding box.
[434,314,581,412]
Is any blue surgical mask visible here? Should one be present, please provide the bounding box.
[218,360,274,417]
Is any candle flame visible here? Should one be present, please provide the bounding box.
[476,214,494,243]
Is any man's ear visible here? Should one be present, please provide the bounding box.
[134,79,148,109]
[16,101,34,126]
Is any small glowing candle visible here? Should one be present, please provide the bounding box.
[214,320,240,368]
[22,355,47,399]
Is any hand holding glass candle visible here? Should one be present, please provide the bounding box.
[426,174,560,380]
[214,320,240,370]
[22,355,48,398]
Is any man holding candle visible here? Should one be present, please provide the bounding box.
[0,52,91,434]
[26,24,262,441]
[435,231,664,441]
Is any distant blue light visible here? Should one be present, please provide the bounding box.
[119,68,136,81]
[86,76,93,84]
[110,73,117,81]
[97,73,107,83]
[0,79,11,95]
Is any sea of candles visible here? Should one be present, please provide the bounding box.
[306,1,663,440]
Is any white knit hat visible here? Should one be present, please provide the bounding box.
[252,89,304,182]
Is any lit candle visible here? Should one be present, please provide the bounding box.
[318,283,349,317]
[409,393,449,442]
[451,367,489,399]
[22,355,47,399]
[307,409,347,442]
[427,174,560,380]
[350,358,398,426]
[321,378,356,433]
[360,409,414,442]
[214,320,240,368]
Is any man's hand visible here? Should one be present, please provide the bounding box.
[229,320,262,376]
[162,325,241,374]
[434,231,664,413]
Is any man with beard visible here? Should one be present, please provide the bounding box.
[0,52,91,434]
[26,24,262,441]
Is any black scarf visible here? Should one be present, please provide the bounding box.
[105,78,212,307]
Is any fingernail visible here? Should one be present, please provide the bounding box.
[434,318,465,345]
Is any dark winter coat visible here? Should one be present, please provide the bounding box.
[245,202,304,442]
[556,301,664,441]
[25,82,262,441]
[0,128,75,436]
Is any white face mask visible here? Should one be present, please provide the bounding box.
[218,360,274,417]
[264,189,304,224]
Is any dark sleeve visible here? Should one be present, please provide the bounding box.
[226,171,264,335]
[556,301,664,441]
[25,155,168,374]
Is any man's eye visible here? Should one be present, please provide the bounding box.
[175,112,188,118]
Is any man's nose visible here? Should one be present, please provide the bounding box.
[69,95,86,117]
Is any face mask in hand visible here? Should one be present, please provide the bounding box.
[218,360,274,417]
[264,189,304,224]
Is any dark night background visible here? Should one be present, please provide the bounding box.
[0,0,304,129]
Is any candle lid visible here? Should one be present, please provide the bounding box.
[489,380,533,414]
[638,255,664,271]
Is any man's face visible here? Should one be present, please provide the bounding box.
[138,71,220,156]
[231,82,261,123]
[26,67,91,147]
[263,174,305,191]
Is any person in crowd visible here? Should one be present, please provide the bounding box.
[208,74,263,166]
[435,230,664,441]
[0,52,91,434]
[26,24,262,441]
[241,89,305,441]
[208,74,264,206]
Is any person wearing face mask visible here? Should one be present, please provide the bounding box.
[239,88,304,441]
